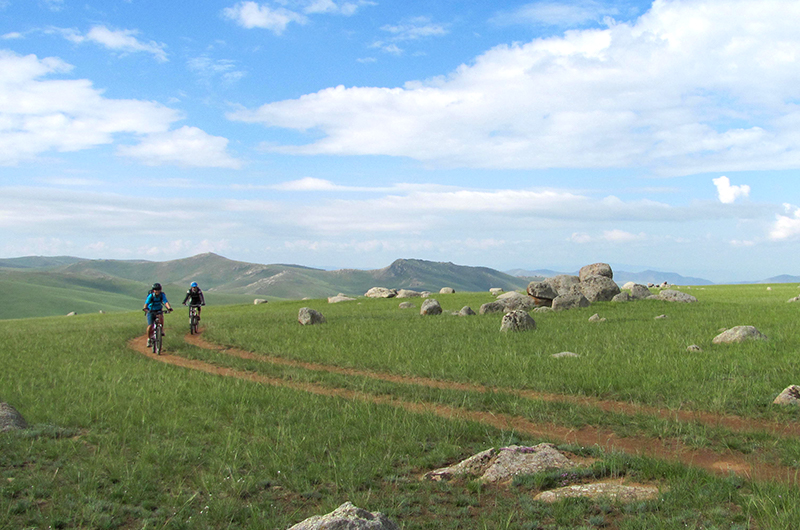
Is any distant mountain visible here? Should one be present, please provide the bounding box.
[757,274,800,284]
[0,254,529,319]
[0,256,85,269]
[506,268,715,286]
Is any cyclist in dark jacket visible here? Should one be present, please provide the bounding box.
[144,283,172,345]
[182,282,205,319]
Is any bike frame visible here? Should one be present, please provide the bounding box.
[149,310,164,355]
[189,305,200,334]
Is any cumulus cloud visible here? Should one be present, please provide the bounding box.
[0,49,180,165]
[712,176,750,204]
[229,0,800,175]
[117,126,242,169]
[222,2,307,34]
[769,204,800,241]
[59,25,168,62]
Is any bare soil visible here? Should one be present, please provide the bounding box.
[128,332,800,485]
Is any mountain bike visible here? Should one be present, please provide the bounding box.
[145,309,170,355]
[189,305,201,335]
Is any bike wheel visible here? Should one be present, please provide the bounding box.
[190,315,197,334]
[154,326,162,355]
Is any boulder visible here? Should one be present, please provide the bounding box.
[500,310,536,332]
[328,293,356,303]
[480,301,507,315]
[579,263,613,281]
[550,275,582,295]
[459,306,476,316]
[621,281,637,290]
[398,302,415,309]
[254,299,268,305]
[580,275,621,302]
[658,290,697,303]
[489,288,504,296]
[588,313,606,322]
[66,311,76,316]
[630,284,652,300]
[552,293,590,311]
[535,482,660,504]
[424,444,576,483]
[497,291,537,311]
[611,292,631,302]
[365,287,398,298]
[0,403,27,432]
[288,502,400,530]
[529,296,553,308]
[439,287,456,294]
[297,307,326,325]
[712,325,767,344]
[773,385,800,406]
[396,289,422,298]
[526,280,558,300]
[420,299,442,315]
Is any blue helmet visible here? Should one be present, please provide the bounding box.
[190,282,198,288]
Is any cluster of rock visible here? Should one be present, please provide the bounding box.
[297,307,326,325]
[525,263,697,310]
[363,287,455,299]
[424,444,575,483]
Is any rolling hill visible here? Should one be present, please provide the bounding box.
[0,254,529,319]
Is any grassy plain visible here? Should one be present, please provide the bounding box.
[2,284,800,529]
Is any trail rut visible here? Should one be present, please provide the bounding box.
[127,333,800,486]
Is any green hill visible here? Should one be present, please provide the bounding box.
[0,253,530,319]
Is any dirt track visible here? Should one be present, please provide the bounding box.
[128,332,800,485]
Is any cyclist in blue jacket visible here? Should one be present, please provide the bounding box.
[144,283,173,346]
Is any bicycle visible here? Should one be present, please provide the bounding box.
[188,305,201,335]
[145,309,171,355]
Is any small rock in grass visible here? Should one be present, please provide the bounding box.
[686,344,703,352]
[0,403,28,432]
[552,351,580,358]
[287,502,400,530]
[773,385,800,406]
[712,325,767,344]
[588,313,606,322]
[500,310,536,332]
[655,314,668,320]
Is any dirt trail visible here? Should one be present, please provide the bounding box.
[128,334,800,486]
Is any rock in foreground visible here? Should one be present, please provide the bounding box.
[288,502,400,530]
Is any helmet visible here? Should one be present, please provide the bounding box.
[190,282,198,288]
[152,283,162,291]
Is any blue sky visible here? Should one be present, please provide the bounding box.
[2,0,800,282]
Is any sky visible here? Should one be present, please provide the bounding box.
[2,0,800,283]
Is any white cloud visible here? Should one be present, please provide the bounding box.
[380,17,448,41]
[769,205,800,240]
[0,50,180,165]
[712,176,750,204]
[229,0,800,175]
[272,177,341,191]
[117,126,242,169]
[602,229,645,242]
[222,2,308,34]
[569,232,592,243]
[2,32,22,40]
[58,25,168,62]
[491,1,620,27]
[187,55,246,85]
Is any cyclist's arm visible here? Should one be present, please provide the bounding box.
[199,291,205,305]
[182,292,190,305]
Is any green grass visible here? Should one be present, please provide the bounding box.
[2,285,800,528]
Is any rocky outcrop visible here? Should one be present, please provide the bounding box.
[579,263,613,281]
[288,502,400,530]
[580,275,621,302]
[396,289,422,298]
[496,291,537,311]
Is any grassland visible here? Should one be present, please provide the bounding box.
[2,283,800,529]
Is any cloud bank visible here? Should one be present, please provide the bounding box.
[229,0,800,175]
